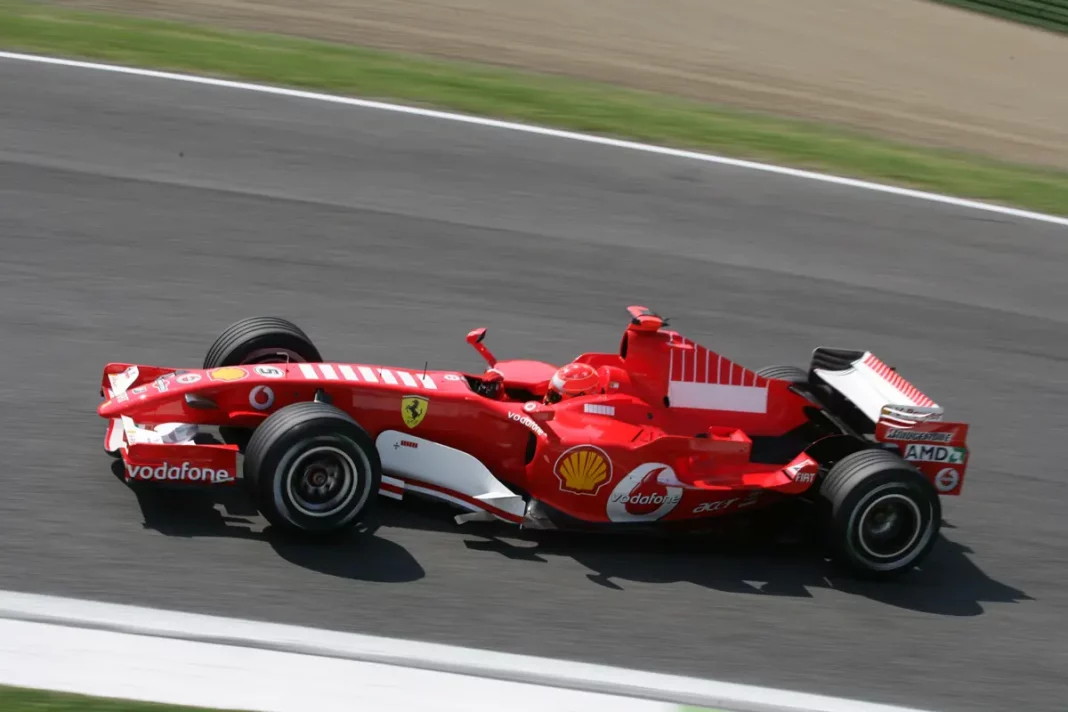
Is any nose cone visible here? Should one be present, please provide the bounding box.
[98,396,126,418]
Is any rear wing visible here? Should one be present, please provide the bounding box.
[808,348,942,426]
[807,348,969,495]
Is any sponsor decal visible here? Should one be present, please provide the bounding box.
[584,404,615,416]
[903,444,965,464]
[208,367,248,382]
[444,374,463,381]
[553,445,612,495]
[114,392,129,403]
[692,491,761,515]
[523,401,538,412]
[881,404,943,422]
[130,386,147,395]
[783,456,818,484]
[885,428,953,443]
[249,385,275,411]
[508,411,547,438]
[694,499,736,514]
[606,462,683,522]
[127,461,233,484]
[401,395,428,428]
[935,467,960,493]
[176,373,201,385]
[253,365,286,378]
[153,379,170,393]
[392,439,418,450]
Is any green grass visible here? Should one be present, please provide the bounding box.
[929,0,1068,35]
[1,0,1066,217]
[0,685,729,712]
[0,685,245,712]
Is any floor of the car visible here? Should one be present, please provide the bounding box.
[747,423,822,465]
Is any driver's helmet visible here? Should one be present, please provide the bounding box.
[545,362,600,404]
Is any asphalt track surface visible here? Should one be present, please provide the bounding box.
[1,57,1067,712]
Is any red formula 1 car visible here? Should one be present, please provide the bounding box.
[97,306,970,578]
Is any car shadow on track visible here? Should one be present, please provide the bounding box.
[111,460,426,584]
[379,497,1031,617]
[113,460,1028,615]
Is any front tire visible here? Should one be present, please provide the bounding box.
[243,402,382,538]
[818,449,941,580]
[204,316,322,369]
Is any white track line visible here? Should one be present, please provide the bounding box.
[0,590,931,712]
[1,50,1066,229]
[0,618,667,712]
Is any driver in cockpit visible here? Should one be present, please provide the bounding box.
[543,363,601,404]
[479,362,602,404]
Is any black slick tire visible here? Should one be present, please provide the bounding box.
[243,402,382,538]
[203,316,322,369]
[818,448,941,579]
[756,365,808,383]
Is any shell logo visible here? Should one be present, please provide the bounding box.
[553,445,612,495]
[208,367,248,382]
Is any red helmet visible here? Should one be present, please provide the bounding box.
[545,363,600,404]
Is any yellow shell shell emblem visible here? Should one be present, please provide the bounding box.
[554,446,612,495]
[401,396,428,428]
[207,367,248,382]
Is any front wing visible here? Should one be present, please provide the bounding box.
[102,364,241,486]
[100,365,500,516]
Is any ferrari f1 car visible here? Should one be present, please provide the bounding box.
[97,306,970,579]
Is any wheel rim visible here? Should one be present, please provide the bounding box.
[855,492,923,561]
[285,445,360,518]
[242,347,308,364]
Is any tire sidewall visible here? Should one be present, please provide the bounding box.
[255,418,380,533]
[834,470,940,576]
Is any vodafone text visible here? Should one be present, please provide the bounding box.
[508,411,546,438]
[610,491,682,507]
[127,461,234,484]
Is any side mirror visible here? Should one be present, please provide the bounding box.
[466,327,497,366]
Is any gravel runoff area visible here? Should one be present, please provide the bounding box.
[44,0,1068,171]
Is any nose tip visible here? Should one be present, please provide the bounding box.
[98,398,121,417]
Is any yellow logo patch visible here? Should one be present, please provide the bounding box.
[553,445,612,495]
[401,396,428,428]
[207,367,248,382]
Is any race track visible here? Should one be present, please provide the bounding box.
[1,57,1066,712]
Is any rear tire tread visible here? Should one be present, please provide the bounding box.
[817,448,941,579]
[756,365,808,383]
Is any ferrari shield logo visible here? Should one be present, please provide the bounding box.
[401,396,428,429]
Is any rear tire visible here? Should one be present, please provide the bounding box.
[756,365,808,383]
[818,449,940,579]
[243,402,382,538]
[203,316,322,369]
